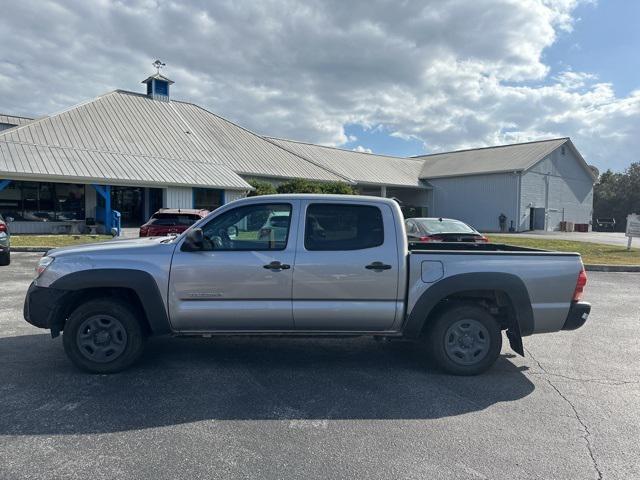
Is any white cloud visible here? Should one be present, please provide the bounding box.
[353,145,373,153]
[0,0,636,171]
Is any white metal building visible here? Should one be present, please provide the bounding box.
[0,73,594,233]
[414,139,596,232]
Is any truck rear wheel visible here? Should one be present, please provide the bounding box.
[427,303,502,375]
[63,299,145,373]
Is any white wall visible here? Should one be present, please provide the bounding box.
[520,145,594,231]
[429,173,519,232]
[224,190,248,203]
[163,187,192,208]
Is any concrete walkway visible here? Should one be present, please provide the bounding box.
[488,231,632,248]
[120,227,140,239]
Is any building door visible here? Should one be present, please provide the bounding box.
[110,186,144,227]
[530,207,545,230]
[147,188,163,220]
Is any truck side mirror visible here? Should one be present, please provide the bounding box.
[183,227,204,251]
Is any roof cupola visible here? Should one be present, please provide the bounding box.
[142,60,174,101]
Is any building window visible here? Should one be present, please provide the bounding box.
[193,188,223,211]
[0,181,85,221]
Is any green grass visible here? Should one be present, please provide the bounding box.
[489,235,640,265]
[11,235,113,248]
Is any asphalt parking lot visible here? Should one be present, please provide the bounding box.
[1,253,639,480]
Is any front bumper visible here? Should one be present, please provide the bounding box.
[23,282,68,330]
[562,301,591,331]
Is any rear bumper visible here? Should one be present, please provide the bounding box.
[24,282,68,330]
[562,301,591,331]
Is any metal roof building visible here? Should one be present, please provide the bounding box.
[0,113,33,132]
[414,138,596,232]
[0,72,594,234]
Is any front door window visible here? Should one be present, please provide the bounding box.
[200,203,292,251]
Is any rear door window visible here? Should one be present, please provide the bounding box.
[304,204,384,251]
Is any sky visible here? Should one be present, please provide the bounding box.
[0,0,638,172]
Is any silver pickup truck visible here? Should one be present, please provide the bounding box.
[24,194,590,375]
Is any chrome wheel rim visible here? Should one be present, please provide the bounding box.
[444,318,490,366]
[76,314,128,363]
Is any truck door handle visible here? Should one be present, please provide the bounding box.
[263,261,291,271]
[365,262,392,271]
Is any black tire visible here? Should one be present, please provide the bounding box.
[63,298,145,373]
[0,251,9,266]
[426,303,502,376]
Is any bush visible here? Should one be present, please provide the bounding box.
[275,179,355,195]
[246,179,277,197]
[319,182,356,195]
[247,178,356,196]
[276,179,324,194]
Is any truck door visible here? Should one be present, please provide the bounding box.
[168,201,298,331]
[292,201,400,331]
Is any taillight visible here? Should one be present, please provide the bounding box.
[477,235,489,243]
[0,223,6,233]
[419,236,431,242]
[573,268,587,302]
[139,226,149,237]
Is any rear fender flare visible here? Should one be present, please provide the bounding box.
[403,272,534,355]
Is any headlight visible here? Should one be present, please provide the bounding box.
[35,256,54,278]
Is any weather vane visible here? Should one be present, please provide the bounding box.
[152,60,166,74]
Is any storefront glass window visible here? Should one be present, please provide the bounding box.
[0,181,85,221]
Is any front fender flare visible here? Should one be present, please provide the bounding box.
[51,269,171,335]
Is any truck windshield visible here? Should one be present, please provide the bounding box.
[415,218,476,234]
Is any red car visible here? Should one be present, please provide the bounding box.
[139,209,209,237]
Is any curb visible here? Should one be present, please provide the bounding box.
[584,264,640,272]
[11,247,51,253]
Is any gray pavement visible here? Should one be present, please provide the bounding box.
[1,253,638,479]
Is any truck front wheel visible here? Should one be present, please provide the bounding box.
[63,299,145,373]
[427,303,502,375]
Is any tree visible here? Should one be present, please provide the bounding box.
[593,162,640,231]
